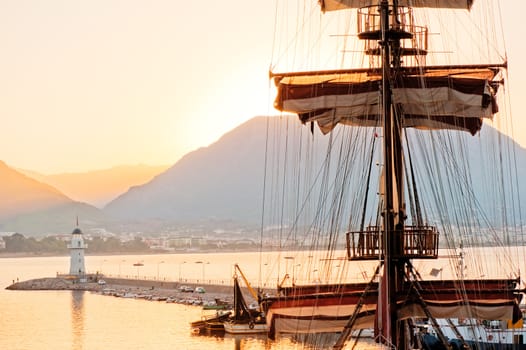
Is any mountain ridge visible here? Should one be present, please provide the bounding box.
[18,164,170,208]
[104,116,270,222]
[104,116,526,230]
[3,116,526,236]
[0,160,107,235]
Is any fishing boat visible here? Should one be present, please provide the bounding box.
[223,264,267,334]
[190,310,232,335]
[259,1,525,349]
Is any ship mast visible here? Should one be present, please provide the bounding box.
[380,0,404,346]
[354,1,437,348]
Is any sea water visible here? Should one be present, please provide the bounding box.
[0,253,324,350]
[1,247,522,350]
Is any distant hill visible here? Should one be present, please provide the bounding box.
[19,164,169,208]
[2,202,108,236]
[104,116,276,222]
[0,160,71,219]
[104,116,526,229]
[0,161,106,235]
[4,116,525,236]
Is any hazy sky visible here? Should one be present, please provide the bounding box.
[1,1,525,174]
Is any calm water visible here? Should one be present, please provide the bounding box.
[1,248,522,350]
[0,252,334,350]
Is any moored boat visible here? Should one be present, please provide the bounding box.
[190,310,232,335]
[223,264,267,334]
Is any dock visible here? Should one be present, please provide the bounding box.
[5,276,273,307]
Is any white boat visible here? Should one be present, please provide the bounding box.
[223,320,267,334]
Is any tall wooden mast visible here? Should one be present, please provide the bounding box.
[379,0,395,344]
[354,1,437,347]
[380,0,405,346]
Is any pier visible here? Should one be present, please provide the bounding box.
[5,276,274,307]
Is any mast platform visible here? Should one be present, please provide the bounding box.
[358,5,429,63]
[346,225,439,260]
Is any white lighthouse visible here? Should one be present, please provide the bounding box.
[67,225,87,280]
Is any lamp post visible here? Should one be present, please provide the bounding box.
[284,256,294,275]
[283,256,295,287]
[135,262,143,279]
[157,261,165,280]
[99,259,107,274]
[334,264,341,283]
[307,255,313,281]
[293,263,301,285]
[195,261,209,283]
[313,269,320,284]
[204,262,209,282]
[195,261,203,282]
[179,261,186,282]
[119,259,126,277]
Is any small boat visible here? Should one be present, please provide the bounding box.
[222,264,267,334]
[223,320,267,334]
[190,311,232,334]
[202,298,231,310]
[132,262,144,266]
[428,317,526,350]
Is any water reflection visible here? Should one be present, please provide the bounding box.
[71,291,85,350]
[224,334,273,350]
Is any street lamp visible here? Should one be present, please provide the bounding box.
[313,269,320,284]
[284,256,294,274]
[293,263,301,285]
[99,259,107,274]
[334,264,341,282]
[179,261,186,282]
[119,259,126,277]
[195,261,209,283]
[134,261,144,279]
[157,261,165,280]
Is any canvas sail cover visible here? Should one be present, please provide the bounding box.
[319,0,474,11]
[233,277,252,321]
[273,68,500,135]
[265,278,522,337]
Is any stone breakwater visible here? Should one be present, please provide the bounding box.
[6,277,271,307]
[7,277,99,291]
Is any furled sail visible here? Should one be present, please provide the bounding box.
[320,0,474,11]
[272,67,501,135]
[264,279,523,338]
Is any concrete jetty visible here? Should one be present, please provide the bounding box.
[5,276,273,306]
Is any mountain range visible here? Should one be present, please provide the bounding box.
[0,160,106,234]
[104,116,272,223]
[19,164,169,208]
[1,116,525,236]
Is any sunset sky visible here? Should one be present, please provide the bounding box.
[1,1,525,174]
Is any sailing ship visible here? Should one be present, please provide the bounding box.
[259,1,524,349]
